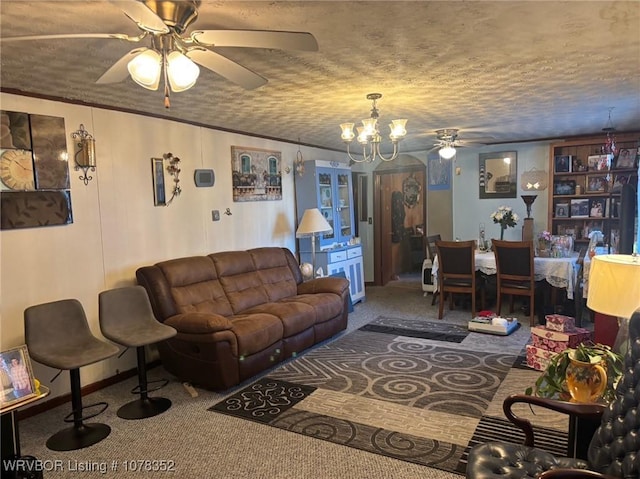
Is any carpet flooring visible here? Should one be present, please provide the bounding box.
[211,317,568,475]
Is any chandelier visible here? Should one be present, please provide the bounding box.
[339,93,407,163]
[127,36,200,108]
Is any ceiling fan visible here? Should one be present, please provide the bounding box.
[429,128,491,159]
[1,0,319,107]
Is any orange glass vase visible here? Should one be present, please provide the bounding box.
[565,356,607,403]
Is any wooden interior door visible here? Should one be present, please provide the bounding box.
[373,165,426,286]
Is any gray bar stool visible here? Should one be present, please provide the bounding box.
[24,299,119,451]
[98,286,177,420]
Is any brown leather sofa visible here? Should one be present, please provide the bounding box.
[136,247,350,390]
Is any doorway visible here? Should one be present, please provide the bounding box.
[373,158,426,286]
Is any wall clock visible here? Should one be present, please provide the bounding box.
[0,149,35,190]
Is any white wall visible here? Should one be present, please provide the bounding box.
[0,93,344,399]
[452,142,551,242]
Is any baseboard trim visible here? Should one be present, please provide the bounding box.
[17,360,162,420]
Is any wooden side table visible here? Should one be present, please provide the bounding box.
[1,386,50,479]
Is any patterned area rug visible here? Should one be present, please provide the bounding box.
[360,316,469,343]
[210,317,568,475]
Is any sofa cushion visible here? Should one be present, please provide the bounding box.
[210,251,270,313]
[281,293,343,324]
[157,256,233,317]
[244,301,315,337]
[249,248,298,301]
[229,313,283,357]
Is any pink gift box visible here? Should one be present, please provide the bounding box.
[531,326,592,353]
[526,344,557,371]
[545,314,575,332]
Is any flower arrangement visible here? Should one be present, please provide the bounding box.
[490,206,519,239]
[537,230,552,256]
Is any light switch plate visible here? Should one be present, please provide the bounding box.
[212,210,220,221]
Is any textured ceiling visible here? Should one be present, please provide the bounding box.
[1,1,639,155]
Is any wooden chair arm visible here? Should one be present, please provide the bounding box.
[503,394,605,447]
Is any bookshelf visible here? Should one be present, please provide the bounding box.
[548,133,639,251]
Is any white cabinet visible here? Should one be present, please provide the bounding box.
[295,160,354,249]
[295,160,365,303]
[300,245,365,304]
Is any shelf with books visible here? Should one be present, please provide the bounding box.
[548,133,639,251]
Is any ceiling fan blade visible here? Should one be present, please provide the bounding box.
[110,0,169,34]
[187,49,267,90]
[191,30,318,51]
[96,48,148,84]
[0,33,131,43]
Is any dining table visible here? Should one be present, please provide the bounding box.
[432,250,581,299]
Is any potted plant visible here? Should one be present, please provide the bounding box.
[525,343,624,402]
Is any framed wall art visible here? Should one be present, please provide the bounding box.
[152,157,166,206]
[479,151,517,199]
[231,146,282,202]
[427,155,451,191]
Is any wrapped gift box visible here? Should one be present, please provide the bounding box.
[525,344,557,371]
[545,314,575,332]
[531,326,592,352]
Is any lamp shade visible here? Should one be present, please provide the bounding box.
[296,208,332,237]
[587,254,640,319]
[166,51,200,92]
[127,49,162,90]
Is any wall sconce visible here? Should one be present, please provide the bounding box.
[71,124,96,185]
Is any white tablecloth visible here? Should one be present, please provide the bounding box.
[432,251,580,299]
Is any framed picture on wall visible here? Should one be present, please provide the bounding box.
[151,157,166,206]
[428,155,450,190]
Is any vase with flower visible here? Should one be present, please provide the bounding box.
[537,230,552,257]
[490,206,519,240]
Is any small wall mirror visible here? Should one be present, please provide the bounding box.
[479,151,517,199]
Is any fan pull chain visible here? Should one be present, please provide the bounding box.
[163,48,170,109]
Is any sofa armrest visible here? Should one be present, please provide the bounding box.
[297,277,349,296]
[164,312,233,334]
[503,394,605,448]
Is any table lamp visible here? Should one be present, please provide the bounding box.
[587,254,640,354]
[296,208,333,277]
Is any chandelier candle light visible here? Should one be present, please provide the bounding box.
[340,93,407,163]
[490,206,519,240]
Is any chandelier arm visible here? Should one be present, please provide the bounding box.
[345,142,370,163]
[375,142,400,162]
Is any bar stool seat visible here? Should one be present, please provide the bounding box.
[24,299,119,451]
[99,286,177,420]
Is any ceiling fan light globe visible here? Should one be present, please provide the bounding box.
[167,51,200,92]
[127,49,162,90]
[439,145,456,160]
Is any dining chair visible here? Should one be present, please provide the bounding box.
[425,234,441,305]
[435,240,481,319]
[491,239,536,326]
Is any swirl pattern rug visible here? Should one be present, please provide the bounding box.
[210,317,568,475]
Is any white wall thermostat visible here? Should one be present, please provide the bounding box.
[194,169,215,187]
